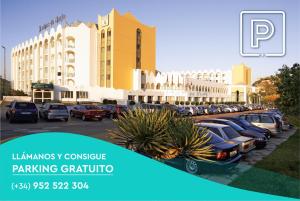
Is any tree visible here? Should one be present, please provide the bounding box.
[275,63,300,115]
[253,75,279,106]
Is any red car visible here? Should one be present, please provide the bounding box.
[70,105,105,121]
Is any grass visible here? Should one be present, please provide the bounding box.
[229,116,300,198]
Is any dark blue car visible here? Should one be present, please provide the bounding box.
[222,117,271,140]
[6,101,38,123]
[163,128,241,174]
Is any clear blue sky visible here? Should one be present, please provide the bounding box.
[1,0,299,82]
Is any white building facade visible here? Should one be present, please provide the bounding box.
[11,22,253,104]
[11,22,98,103]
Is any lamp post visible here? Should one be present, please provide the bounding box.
[1,45,6,80]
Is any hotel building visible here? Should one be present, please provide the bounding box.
[11,9,255,104]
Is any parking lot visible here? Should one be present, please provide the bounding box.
[1,106,265,143]
[0,107,116,143]
[0,105,296,184]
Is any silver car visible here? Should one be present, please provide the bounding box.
[239,113,282,136]
[196,122,255,154]
[39,103,69,121]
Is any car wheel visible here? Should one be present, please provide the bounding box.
[185,159,198,174]
[33,118,38,123]
[64,118,69,122]
[6,113,9,120]
[82,115,86,121]
[188,112,192,117]
[109,113,113,119]
[98,117,103,121]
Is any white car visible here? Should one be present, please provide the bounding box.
[196,122,255,154]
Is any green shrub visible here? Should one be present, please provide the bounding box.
[111,109,213,160]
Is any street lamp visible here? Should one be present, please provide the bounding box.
[1,45,6,80]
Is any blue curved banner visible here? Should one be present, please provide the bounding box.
[0,132,297,200]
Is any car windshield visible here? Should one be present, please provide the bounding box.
[84,105,99,110]
[227,121,244,131]
[50,105,67,110]
[15,102,36,109]
[222,127,241,139]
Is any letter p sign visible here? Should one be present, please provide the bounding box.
[251,19,274,48]
[240,11,285,57]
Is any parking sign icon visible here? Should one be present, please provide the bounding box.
[240,11,286,57]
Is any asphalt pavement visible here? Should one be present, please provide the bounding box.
[0,105,296,185]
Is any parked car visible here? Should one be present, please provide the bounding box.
[195,122,255,154]
[98,104,116,119]
[197,127,241,164]
[164,128,241,174]
[208,105,220,114]
[222,117,272,139]
[39,103,69,121]
[140,103,163,112]
[239,113,282,136]
[263,111,290,131]
[219,105,232,113]
[177,107,190,116]
[70,105,105,121]
[200,119,267,149]
[162,104,180,116]
[6,101,38,123]
[184,106,198,116]
[196,106,205,115]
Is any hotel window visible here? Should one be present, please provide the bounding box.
[76,91,88,99]
[61,91,73,98]
[136,28,141,69]
[106,28,112,88]
[100,30,105,87]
